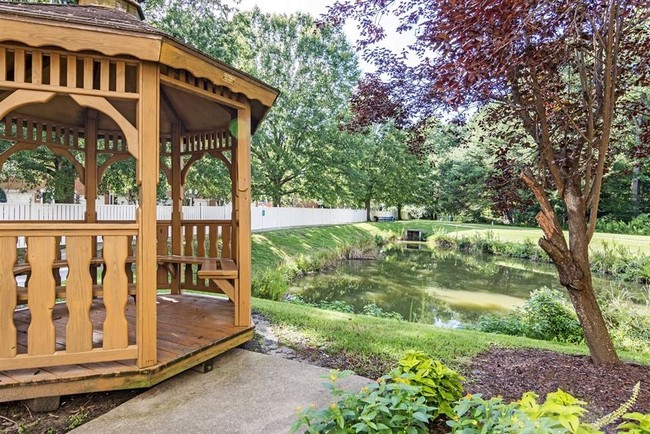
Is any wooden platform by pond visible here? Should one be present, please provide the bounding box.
[0,294,252,402]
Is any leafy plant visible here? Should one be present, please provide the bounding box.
[523,288,584,344]
[390,350,464,419]
[291,370,434,434]
[446,393,519,433]
[448,389,600,434]
[617,412,650,434]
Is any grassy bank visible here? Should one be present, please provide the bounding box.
[249,222,650,371]
[252,221,650,267]
[252,299,650,376]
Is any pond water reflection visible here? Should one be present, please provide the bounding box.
[289,244,647,327]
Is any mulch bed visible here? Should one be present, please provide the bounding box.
[466,348,650,424]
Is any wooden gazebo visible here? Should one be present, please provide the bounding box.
[0,0,277,403]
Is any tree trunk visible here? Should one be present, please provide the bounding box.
[631,164,640,214]
[522,169,618,365]
[365,197,371,222]
[272,190,281,207]
[397,203,402,221]
[53,157,76,203]
[547,189,618,364]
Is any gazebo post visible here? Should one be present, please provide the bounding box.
[234,101,252,327]
[84,109,99,264]
[136,61,159,368]
[84,109,98,223]
[170,121,182,294]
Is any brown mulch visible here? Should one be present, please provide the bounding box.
[0,390,141,433]
[466,348,650,422]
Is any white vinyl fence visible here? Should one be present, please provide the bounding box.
[0,203,366,230]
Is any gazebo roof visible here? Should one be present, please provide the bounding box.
[0,2,156,35]
[0,1,279,131]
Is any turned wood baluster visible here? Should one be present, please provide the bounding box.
[0,237,17,358]
[102,236,129,350]
[65,236,93,353]
[27,237,57,356]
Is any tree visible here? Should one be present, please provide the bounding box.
[339,122,428,221]
[0,141,78,203]
[227,10,360,206]
[143,0,236,63]
[327,0,650,364]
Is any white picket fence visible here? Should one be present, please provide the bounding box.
[0,203,366,231]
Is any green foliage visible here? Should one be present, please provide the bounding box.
[319,300,356,314]
[597,215,650,236]
[228,10,359,206]
[251,269,289,301]
[361,303,404,320]
[590,242,650,284]
[477,288,583,344]
[598,289,650,353]
[617,413,650,434]
[523,288,584,344]
[0,142,78,203]
[291,370,434,434]
[390,350,464,419]
[448,389,600,434]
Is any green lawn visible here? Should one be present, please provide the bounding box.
[252,221,650,274]
[252,298,650,376]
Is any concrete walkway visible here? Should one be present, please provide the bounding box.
[72,349,371,434]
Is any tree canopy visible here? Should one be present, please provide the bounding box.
[327,0,650,363]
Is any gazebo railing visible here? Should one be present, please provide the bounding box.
[0,223,139,371]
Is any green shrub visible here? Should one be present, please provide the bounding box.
[291,370,434,434]
[523,287,583,343]
[597,214,650,236]
[252,269,289,301]
[476,312,528,337]
[390,350,464,419]
[476,287,583,344]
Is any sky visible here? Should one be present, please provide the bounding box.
[237,0,336,21]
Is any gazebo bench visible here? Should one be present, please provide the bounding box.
[157,255,239,302]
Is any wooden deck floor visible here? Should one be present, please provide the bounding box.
[0,294,253,402]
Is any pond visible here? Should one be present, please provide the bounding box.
[289,244,649,327]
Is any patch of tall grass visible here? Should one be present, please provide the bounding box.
[251,235,386,301]
[429,231,650,283]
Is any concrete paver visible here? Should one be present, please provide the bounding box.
[72,349,371,434]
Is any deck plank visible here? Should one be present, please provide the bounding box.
[0,294,250,402]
